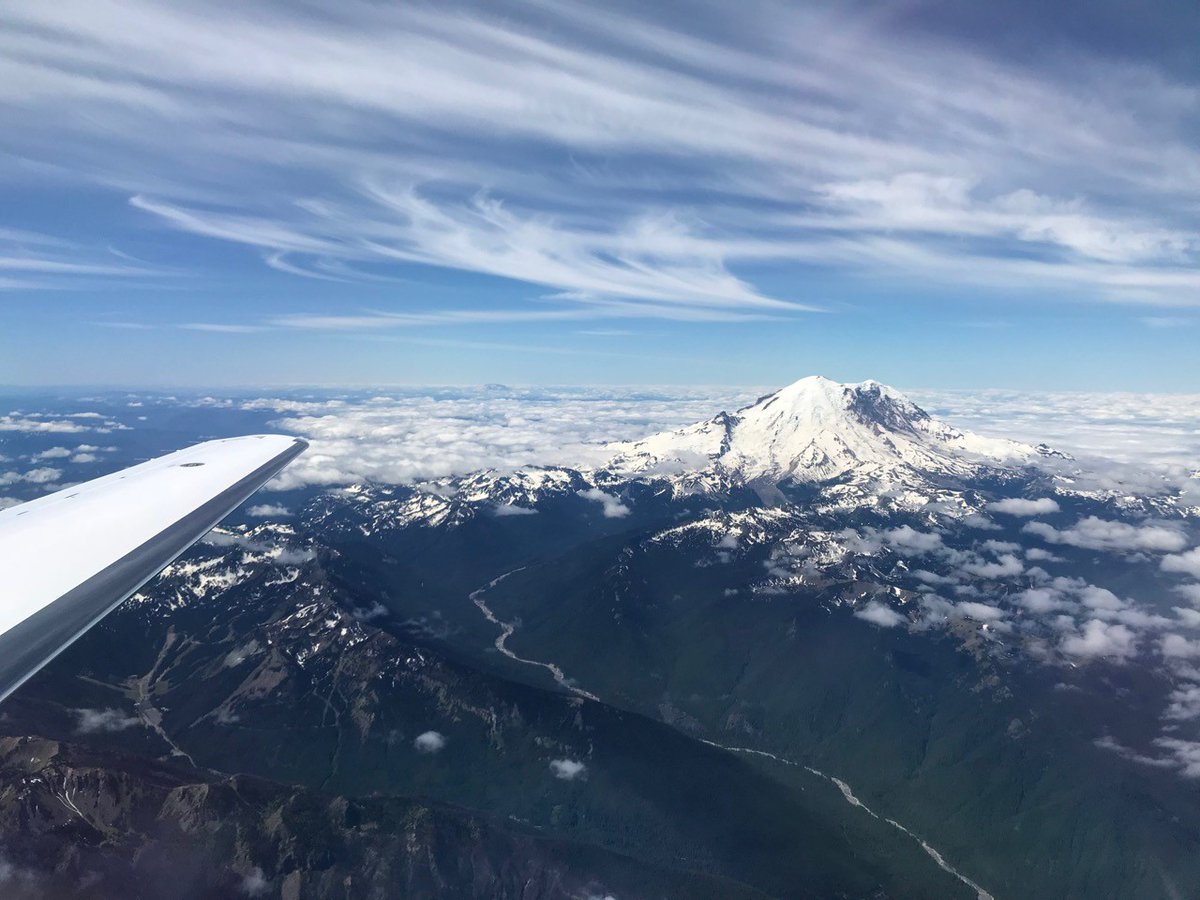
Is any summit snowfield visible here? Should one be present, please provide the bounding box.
[607,376,1045,486]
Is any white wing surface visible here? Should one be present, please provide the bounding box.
[0,435,307,702]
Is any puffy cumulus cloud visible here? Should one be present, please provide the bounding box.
[1173,608,1200,629]
[1077,586,1123,612]
[1024,547,1063,563]
[961,514,1001,531]
[914,595,956,629]
[549,758,587,780]
[1165,685,1200,721]
[0,414,88,434]
[74,707,141,734]
[841,526,943,557]
[1061,619,1137,662]
[1162,548,1200,580]
[911,569,951,585]
[577,488,630,519]
[989,497,1060,516]
[413,731,446,753]
[493,503,538,516]
[0,497,20,511]
[239,868,270,897]
[1017,587,1072,614]
[246,503,291,518]
[962,553,1024,579]
[70,452,98,463]
[882,526,943,556]
[1161,634,1200,660]
[0,413,127,434]
[1175,584,1200,606]
[980,540,1021,554]
[1024,517,1187,553]
[955,601,1007,622]
[0,467,61,486]
[199,529,315,566]
[32,446,71,460]
[854,601,905,628]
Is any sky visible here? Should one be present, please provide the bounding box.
[0,0,1198,389]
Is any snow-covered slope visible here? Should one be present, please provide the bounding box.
[607,376,1040,486]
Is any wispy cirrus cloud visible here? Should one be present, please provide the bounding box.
[1,0,1198,329]
[0,228,161,290]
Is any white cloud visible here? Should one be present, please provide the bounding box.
[74,707,141,733]
[1165,685,1200,720]
[1154,738,1200,778]
[1024,517,1187,553]
[70,452,98,463]
[912,389,1200,480]
[882,526,943,556]
[1078,585,1124,612]
[252,387,761,489]
[854,601,905,628]
[1163,549,1200,580]
[246,503,291,518]
[841,525,943,557]
[962,553,1024,579]
[1,0,1196,312]
[493,503,537,517]
[1017,587,1071,614]
[414,730,446,753]
[989,497,1060,516]
[955,601,1007,622]
[352,601,389,622]
[980,539,1021,554]
[1024,547,1063,563]
[0,467,62,486]
[1161,634,1200,660]
[33,446,71,460]
[1061,619,1138,661]
[239,868,270,897]
[549,758,587,780]
[0,413,125,433]
[961,513,1001,531]
[577,488,630,519]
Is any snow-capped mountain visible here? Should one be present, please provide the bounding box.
[313,376,1074,531]
[607,376,1042,486]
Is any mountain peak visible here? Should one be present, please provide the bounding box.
[740,376,930,433]
[607,376,1036,486]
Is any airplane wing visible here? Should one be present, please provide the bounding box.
[0,434,307,703]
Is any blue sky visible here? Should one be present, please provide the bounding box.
[1,0,1197,389]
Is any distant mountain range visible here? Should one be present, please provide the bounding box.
[1,378,1197,898]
